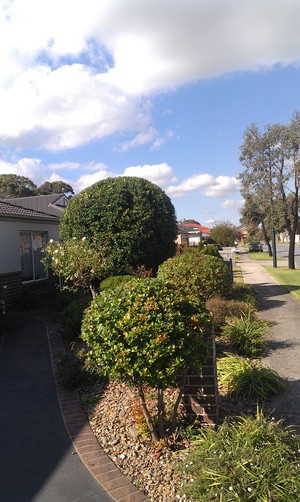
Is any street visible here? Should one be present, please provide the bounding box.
[262,243,300,269]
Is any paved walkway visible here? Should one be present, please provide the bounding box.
[238,253,300,430]
[0,314,147,502]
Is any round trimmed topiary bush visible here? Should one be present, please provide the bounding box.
[157,251,231,301]
[81,277,212,441]
[60,176,178,276]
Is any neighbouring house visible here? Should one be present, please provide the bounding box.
[177,220,211,247]
[238,225,248,241]
[279,220,300,243]
[0,194,69,309]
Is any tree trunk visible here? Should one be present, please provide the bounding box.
[157,388,165,439]
[171,373,186,432]
[288,231,296,269]
[137,385,160,442]
[89,283,97,299]
[261,221,272,256]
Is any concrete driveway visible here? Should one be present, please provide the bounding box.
[0,314,114,502]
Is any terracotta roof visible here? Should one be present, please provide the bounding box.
[178,222,211,234]
[2,194,68,217]
[0,200,59,220]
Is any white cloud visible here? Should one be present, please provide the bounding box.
[221,198,244,210]
[118,127,158,152]
[204,176,241,197]
[1,1,300,151]
[151,131,175,151]
[48,161,107,173]
[0,157,46,186]
[118,128,175,152]
[0,63,147,151]
[73,169,113,193]
[101,0,300,94]
[122,163,177,187]
[167,174,240,198]
[0,157,112,193]
[167,174,214,197]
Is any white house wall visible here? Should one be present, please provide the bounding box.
[0,218,60,275]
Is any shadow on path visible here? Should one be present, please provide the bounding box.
[0,315,112,502]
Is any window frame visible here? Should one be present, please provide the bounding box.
[19,230,49,283]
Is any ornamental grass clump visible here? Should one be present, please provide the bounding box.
[217,353,287,400]
[81,278,212,442]
[220,311,270,358]
[176,410,300,501]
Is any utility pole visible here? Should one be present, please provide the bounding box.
[269,156,277,268]
[271,227,277,268]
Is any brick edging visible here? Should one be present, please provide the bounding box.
[41,314,149,502]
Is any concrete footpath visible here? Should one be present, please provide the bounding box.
[238,253,300,430]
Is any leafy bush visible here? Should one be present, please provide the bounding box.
[199,244,222,259]
[206,297,253,327]
[82,278,212,441]
[56,352,84,389]
[54,288,88,312]
[228,281,257,307]
[220,312,270,357]
[217,353,287,400]
[177,410,300,501]
[60,296,91,340]
[157,252,231,301]
[60,176,178,276]
[100,275,135,291]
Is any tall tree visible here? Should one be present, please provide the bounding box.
[209,221,238,246]
[0,174,37,198]
[240,191,273,256]
[239,113,300,269]
[37,181,74,196]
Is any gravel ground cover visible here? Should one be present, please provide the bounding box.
[79,379,258,501]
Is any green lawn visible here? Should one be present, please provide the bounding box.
[264,266,300,302]
[248,251,283,261]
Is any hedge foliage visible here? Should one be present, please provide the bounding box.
[81,278,212,389]
[157,251,231,301]
[60,176,178,275]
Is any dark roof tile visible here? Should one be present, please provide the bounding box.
[0,200,59,220]
[2,194,68,217]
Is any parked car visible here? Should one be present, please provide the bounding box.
[248,241,263,252]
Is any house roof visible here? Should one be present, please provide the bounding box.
[1,194,69,218]
[178,222,211,234]
[0,200,59,221]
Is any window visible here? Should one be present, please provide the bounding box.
[19,231,48,282]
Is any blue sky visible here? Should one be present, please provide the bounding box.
[1,1,300,227]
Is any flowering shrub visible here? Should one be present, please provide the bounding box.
[43,237,109,298]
